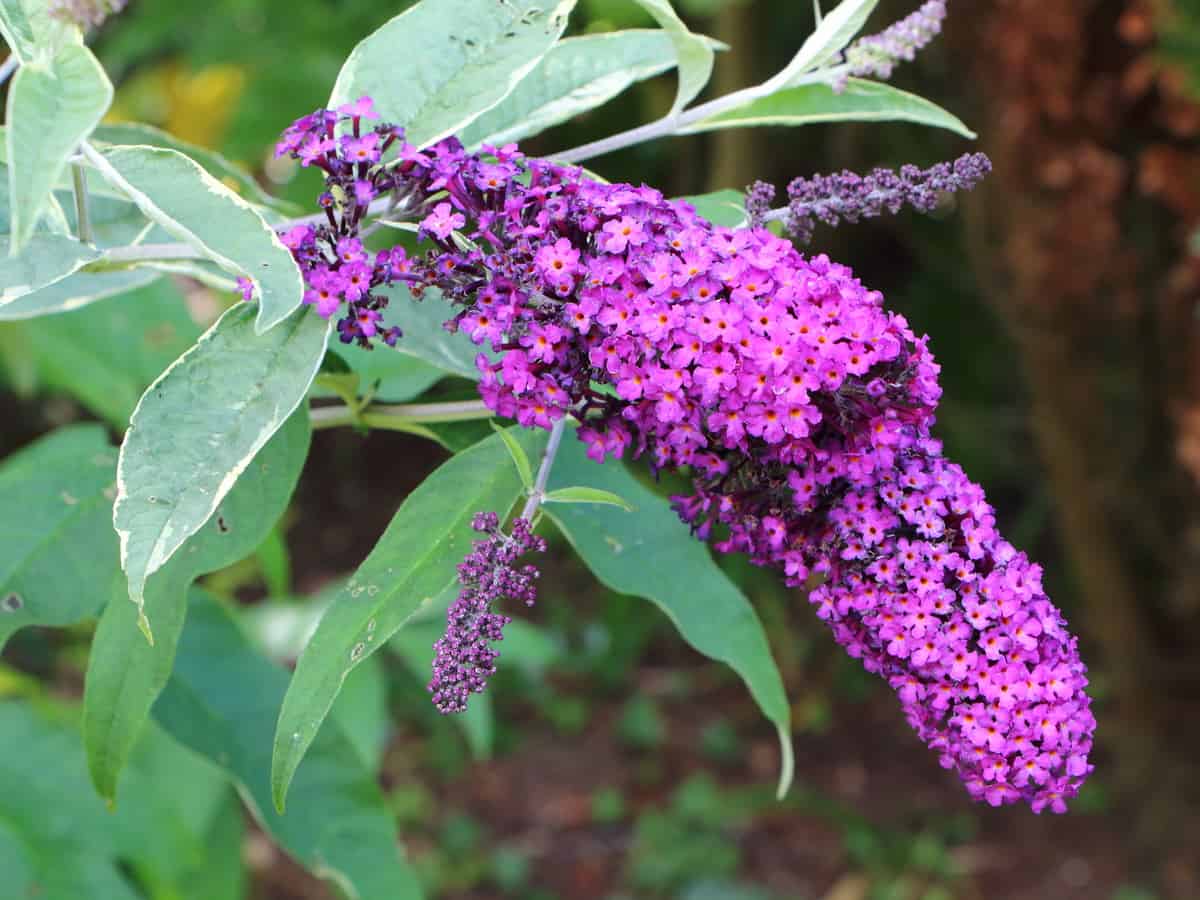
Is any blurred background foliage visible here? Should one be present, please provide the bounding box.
[2,1,1200,898]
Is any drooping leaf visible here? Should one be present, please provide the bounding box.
[88,144,304,331]
[112,303,327,623]
[0,268,159,319]
[629,0,716,115]
[0,425,118,652]
[93,122,293,212]
[680,78,975,139]
[330,0,577,149]
[766,0,879,89]
[157,591,423,899]
[5,42,112,252]
[545,437,794,796]
[0,232,98,303]
[11,278,202,427]
[85,411,311,802]
[271,425,549,811]
[458,29,682,149]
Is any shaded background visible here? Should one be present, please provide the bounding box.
[3,0,1200,898]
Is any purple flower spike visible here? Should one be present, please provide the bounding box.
[839,1,948,90]
[782,152,992,243]
[428,514,546,714]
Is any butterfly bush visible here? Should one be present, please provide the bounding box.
[275,99,1095,813]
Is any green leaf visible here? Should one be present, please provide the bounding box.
[0,425,118,652]
[0,232,99,303]
[545,437,794,797]
[458,29,681,149]
[543,485,635,511]
[628,0,715,114]
[85,411,311,802]
[492,420,534,489]
[0,700,239,900]
[93,122,294,212]
[680,78,975,139]
[316,338,446,403]
[767,0,879,87]
[330,0,578,150]
[156,591,423,899]
[0,268,159,319]
[113,303,328,625]
[11,278,201,427]
[679,189,746,227]
[390,621,495,760]
[88,144,304,331]
[271,425,549,811]
[389,285,488,380]
[5,43,112,252]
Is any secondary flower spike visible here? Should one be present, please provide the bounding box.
[838,0,948,90]
[428,514,545,714]
[275,101,1094,812]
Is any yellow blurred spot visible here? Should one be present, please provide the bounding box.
[108,60,247,151]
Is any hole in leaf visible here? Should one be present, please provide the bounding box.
[2,593,23,612]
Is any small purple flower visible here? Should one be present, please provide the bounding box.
[235,276,254,302]
[421,202,467,240]
[337,96,379,120]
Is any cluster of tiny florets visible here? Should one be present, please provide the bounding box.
[838,0,948,90]
[428,514,545,714]
[775,152,992,244]
[275,101,1094,812]
[271,96,451,347]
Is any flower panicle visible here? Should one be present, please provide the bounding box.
[277,98,1092,813]
[838,0,949,91]
[428,514,546,714]
[778,152,991,244]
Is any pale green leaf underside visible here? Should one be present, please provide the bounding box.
[458,29,680,150]
[93,122,292,212]
[0,268,159,320]
[545,437,794,797]
[629,0,715,115]
[0,232,98,302]
[6,42,112,252]
[271,426,549,811]
[113,304,329,622]
[329,0,577,150]
[93,145,303,331]
[771,0,879,87]
[680,78,976,139]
